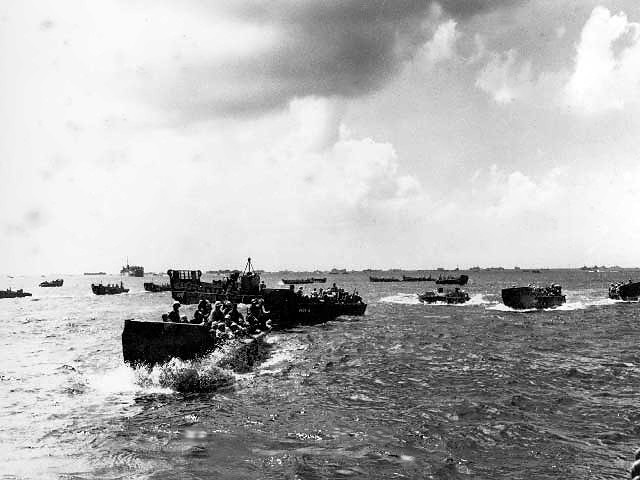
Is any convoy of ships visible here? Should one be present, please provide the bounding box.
[3,261,640,365]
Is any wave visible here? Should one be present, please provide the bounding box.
[379,293,421,305]
[68,336,273,396]
[379,293,493,306]
[487,297,623,312]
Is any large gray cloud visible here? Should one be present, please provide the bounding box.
[150,0,521,118]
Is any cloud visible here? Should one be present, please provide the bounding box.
[4,209,47,236]
[474,48,569,107]
[564,6,640,113]
[475,50,533,103]
[420,20,459,64]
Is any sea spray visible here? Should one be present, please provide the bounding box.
[132,335,270,393]
[157,358,234,393]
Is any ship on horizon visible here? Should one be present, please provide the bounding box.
[120,258,144,277]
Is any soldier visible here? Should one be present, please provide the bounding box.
[167,301,181,323]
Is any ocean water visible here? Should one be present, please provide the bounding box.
[1,270,639,479]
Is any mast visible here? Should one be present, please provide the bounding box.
[243,257,255,274]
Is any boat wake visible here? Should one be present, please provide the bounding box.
[252,334,308,376]
[379,293,493,306]
[488,296,622,312]
[379,293,421,305]
[71,336,274,396]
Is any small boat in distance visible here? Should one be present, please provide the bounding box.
[435,274,469,286]
[92,282,129,295]
[369,276,401,282]
[39,279,63,287]
[402,275,434,282]
[501,284,565,309]
[609,280,640,301]
[419,286,470,304]
[84,272,106,275]
[143,282,172,293]
[0,288,32,299]
[281,277,326,285]
[330,268,348,274]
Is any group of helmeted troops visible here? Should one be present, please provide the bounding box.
[162,298,271,341]
[609,279,634,298]
[527,283,562,296]
[292,283,362,304]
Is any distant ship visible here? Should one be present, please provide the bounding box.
[39,279,63,287]
[502,284,565,309]
[84,272,106,276]
[282,278,326,285]
[330,268,348,274]
[469,266,481,272]
[402,275,433,282]
[0,288,32,299]
[120,260,144,277]
[370,276,401,282]
[435,274,469,286]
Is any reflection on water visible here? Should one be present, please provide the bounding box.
[0,271,638,479]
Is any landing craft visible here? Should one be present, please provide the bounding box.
[609,281,640,301]
[419,286,469,304]
[435,274,469,286]
[92,282,129,295]
[168,258,366,327]
[501,284,565,309]
[0,288,32,299]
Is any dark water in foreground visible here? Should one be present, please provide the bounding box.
[1,270,639,479]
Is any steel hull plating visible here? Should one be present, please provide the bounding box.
[501,287,565,309]
[609,281,640,301]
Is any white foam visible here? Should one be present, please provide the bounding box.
[256,335,308,375]
[380,292,493,307]
[88,365,172,395]
[487,297,623,312]
[379,293,421,305]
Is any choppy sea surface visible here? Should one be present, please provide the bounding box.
[1,270,639,479]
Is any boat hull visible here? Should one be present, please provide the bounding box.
[501,287,565,309]
[92,285,129,295]
[435,275,469,286]
[171,287,366,328]
[402,276,432,282]
[143,282,172,293]
[122,319,216,366]
[0,290,32,299]
[369,277,401,282]
[122,320,270,368]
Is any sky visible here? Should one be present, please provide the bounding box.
[1,0,640,274]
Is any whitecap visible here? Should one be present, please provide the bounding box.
[379,293,421,305]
